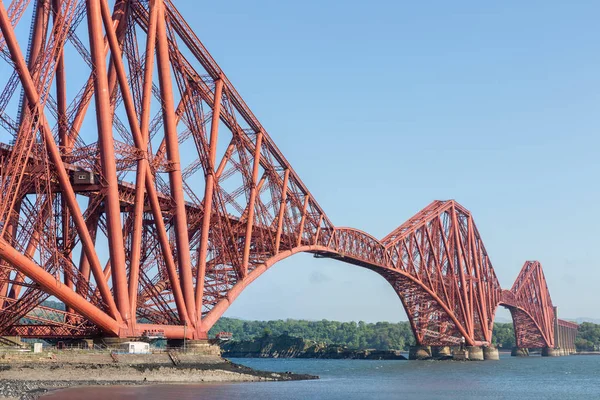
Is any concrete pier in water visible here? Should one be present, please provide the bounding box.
[466,346,484,361]
[483,346,499,360]
[542,347,561,357]
[431,346,452,359]
[511,347,529,357]
[408,345,431,360]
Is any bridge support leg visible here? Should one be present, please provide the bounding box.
[542,347,560,357]
[431,346,452,359]
[511,347,529,357]
[483,346,499,360]
[167,339,221,356]
[408,345,431,360]
[466,346,484,361]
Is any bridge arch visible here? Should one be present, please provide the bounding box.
[200,216,495,347]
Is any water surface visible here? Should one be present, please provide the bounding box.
[42,354,600,399]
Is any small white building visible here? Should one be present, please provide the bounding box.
[119,341,150,354]
[32,343,43,353]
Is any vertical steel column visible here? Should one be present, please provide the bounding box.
[53,0,68,149]
[451,206,472,337]
[553,306,559,349]
[274,169,289,253]
[313,215,323,245]
[76,208,99,296]
[121,0,158,316]
[0,205,19,307]
[155,0,197,324]
[99,0,189,326]
[86,0,130,324]
[99,0,152,323]
[195,77,223,315]
[296,194,310,247]
[7,207,45,300]
[468,215,490,342]
[67,0,128,152]
[53,0,73,311]
[241,130,263,276]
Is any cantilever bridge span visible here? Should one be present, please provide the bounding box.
[0,0,575,352]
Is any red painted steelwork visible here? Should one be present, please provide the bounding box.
[0,0,566,348]
[499,261,556,348]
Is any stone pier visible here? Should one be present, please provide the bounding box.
[452,347,468,361]
[542,347,561,357]
[511,347,529,357]
[466,346,484,361]
[431,346,452,359]
[166,339,222,355]
[408,345,432,360]
[483,346,499,360]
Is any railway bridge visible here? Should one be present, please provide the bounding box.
[0,0,577,359]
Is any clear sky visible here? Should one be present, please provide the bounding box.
[182,1,599,322]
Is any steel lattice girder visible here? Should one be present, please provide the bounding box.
[0,0,566,347]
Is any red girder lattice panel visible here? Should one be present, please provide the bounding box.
[0,0,561,347]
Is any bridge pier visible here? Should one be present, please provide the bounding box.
[409,345,431,360]
[466,346,484,361]
[542,347,561,357]
[511,347,529,357]
[167,339,222,356]
[431,346,452,359]
[452,347,468,361]
[483,346,499,360]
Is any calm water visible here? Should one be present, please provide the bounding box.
[42,354,600,399]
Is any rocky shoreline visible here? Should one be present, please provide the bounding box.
[221,333,407,360]
[0,379,138,400]
[0,352,317,400]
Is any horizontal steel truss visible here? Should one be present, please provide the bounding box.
[0,0,565,345]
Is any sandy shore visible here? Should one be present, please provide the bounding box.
[0,352,318,399]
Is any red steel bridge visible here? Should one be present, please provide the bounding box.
[0,0,577,353]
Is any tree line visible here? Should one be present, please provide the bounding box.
[39,300,600,352]
[575,323,600,351]
[209,318,524,351]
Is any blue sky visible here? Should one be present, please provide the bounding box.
[172,0,600,322]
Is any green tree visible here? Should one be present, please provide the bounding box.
[210,317,417,350]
